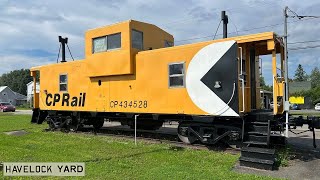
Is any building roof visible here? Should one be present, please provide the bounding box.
[0,86,7,92]
[14,92,27,100]
[0,86,27,100]
[260,89,273,94]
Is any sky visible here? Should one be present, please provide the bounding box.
[0,0,319,85]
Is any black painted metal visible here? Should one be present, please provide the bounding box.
[200,43,239,113]
[239,157,274,170]
[221,11,228,38]
[249,48,256,109]
[240,147,275,170]
[59,36,68,63]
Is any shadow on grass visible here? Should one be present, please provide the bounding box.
[83,148,166,163]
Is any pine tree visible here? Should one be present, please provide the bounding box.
[294,64,308,82]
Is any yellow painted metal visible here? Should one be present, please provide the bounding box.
[272,48,285,115]
[272,50,278,114]
[30,20,284,116]
[289,96,305,104]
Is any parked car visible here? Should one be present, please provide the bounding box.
[270,101,280,109]
[0,102,16,112]
[315,103,320,111]
[291,104,301,110]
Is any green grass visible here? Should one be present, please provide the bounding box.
[0,115,277,179]
[290,111,320,117]
[275,146,291,167]
[16,107,32,110]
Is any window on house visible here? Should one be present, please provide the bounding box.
[169,62,185,88]
[132,29,143,50]
[165,40,173,47]
[59,74,68,92]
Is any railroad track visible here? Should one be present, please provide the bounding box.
[46,124,240,154]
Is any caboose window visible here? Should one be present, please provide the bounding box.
[107,33,121,50]
[132,29,143,50]
[59,74,68,92]
[165,40,173,47]
[168,62,185,88]
[92,33,121,53]
[93,37,106,53]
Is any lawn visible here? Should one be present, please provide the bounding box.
[0,114,277,179]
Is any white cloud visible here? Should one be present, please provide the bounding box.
[0,0,319,86]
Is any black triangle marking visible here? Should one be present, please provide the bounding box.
[200,43,239,114]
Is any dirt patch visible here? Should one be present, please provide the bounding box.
[4,130,28,136]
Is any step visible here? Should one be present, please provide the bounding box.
[239,157,274,170]
[241,147,275,154]
[247,135,268,143]
[249,122,269,125]
[251,125,268,134]
[247,131,268,136]
[241,147,275,161]
[243,141,268,146]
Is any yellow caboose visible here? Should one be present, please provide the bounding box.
[31,20,285,146]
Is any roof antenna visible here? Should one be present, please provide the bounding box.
[58,36,68,63]
[221,11,228,38]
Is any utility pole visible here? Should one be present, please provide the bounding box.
[283,6,289,138]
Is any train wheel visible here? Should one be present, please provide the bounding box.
[177,122,197,144]
[225,141,242,150]
[93,118,104,130]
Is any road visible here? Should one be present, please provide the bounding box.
[1,110,33,115]
[290,109,320,115]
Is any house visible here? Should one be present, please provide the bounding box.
[260,89,272,109]
[0,86,27,106]
[26,81,40,106]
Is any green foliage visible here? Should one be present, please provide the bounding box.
[310,67,320,88]
[291,86,320,105]
[260,76,273,91]
[16,103,32,110]
[275,146,291,167]
[0,69,32,95]
[294,64,308,82]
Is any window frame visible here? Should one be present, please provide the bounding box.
[92,32,122,54]
[168,62,186,88]
[131,29,144,50]
[59,73,68,92]
[107,32,121,51]
[164,40,174,47]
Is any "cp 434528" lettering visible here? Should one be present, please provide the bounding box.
[110,100,147,109]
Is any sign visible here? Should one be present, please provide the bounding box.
[3,162,85,176]
[289,96,305,104]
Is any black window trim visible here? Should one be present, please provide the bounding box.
[59,73,68,92]
[168,62,186,88]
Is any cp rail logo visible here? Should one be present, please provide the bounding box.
[46,93,86,107]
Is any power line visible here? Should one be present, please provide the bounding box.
[289,44,320,51]
[213,20,222,40]
[288,39,320,44]
[175,16,320,43]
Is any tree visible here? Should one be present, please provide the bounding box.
[294,64,308,82]
[310,67,320,88]
[0,69,33,95]
[259,76,273,92]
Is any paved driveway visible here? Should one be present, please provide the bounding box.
[14,110,33,115]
